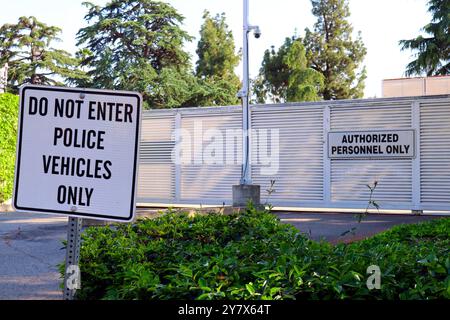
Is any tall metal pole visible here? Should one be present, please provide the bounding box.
[240,0,251,185]
[233,0,260,207]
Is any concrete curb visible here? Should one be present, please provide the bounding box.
[136,206,257,218]
[81,206,258,227]
[0,199,14,212]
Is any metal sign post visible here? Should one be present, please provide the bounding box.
[63,217,82,300]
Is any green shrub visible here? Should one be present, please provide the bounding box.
[333,218,450,300]
[0,93,19,202]
[63,207,449,300]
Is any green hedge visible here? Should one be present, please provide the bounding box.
[64,207,450,300]
[0,93,19,203]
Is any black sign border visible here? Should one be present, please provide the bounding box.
[13,85,141,222]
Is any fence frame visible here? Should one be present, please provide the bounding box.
[137,94,450,213]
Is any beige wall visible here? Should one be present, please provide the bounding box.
[382,76,450,97]
[426,77,450,95]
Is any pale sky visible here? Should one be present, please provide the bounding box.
[0,0,431,98]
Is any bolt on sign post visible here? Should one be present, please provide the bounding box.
[13,85,142,299]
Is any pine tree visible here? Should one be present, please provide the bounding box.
[253,39,292,103]
[74,0,193,108]
[284,40,324,102]
[303,0,367,100]
[0,16,86,92]
[399,0,449,76]
[253,37,323,103]
[195,11,240,105]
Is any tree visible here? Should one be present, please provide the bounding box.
[303,0,367,100]
[0,16,85,92]
[187,77,243,107]
[195,11,240,105]
[74,0,193,108]
[253,37,323,103]
[399,0,449,76]
[284,40,324,102]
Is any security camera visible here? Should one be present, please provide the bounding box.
[253,26,261,39]
[248,25,261,39]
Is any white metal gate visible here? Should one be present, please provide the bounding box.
[137,95,450,212]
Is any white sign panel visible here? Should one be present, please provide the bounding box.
[13,85,142,222]
[328,129,415,159]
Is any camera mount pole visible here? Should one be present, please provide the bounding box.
[241,0,251,185]
[233,0,261,207]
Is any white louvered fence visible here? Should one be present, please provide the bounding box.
[137,95,450,212]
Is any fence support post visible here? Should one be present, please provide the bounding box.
[411,101,421,211]
[174,112,181,203]
[323,105,331,204]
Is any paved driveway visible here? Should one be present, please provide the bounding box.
[0,210,444,300]
[0,212,67,300]
[276,212,441,243]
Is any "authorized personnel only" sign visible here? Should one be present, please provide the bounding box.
[328,129,415,160]
[13,85,142,222]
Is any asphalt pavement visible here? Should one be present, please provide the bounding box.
[0,210,444,300]
[0,212,67,300]
[276,212,441,243]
